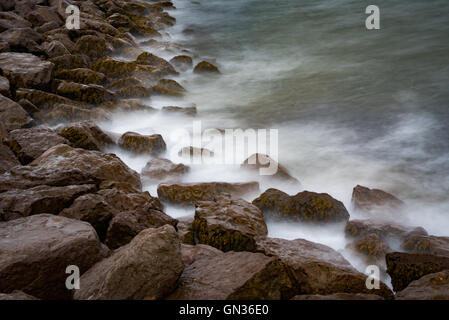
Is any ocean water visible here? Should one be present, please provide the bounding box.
[99,0,449,275]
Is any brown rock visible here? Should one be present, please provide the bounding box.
[177,216,195,245]
[402,234,449,257]
[49,54,91,72]
[346,233,392,266]
[141,158,189,183]
[169,55,193,72]
[55,68,106,85]
[193,61,220,74]
[180,244,223,266]
[162,105,197,116]
[0,144,20,174]
[56,81,116,104]
[0,27,43,54]
[35,104,111,124]
[74,35,108,59]
[40,40,70,58]
[345,219,427,241]
[0,94,34,131]
[152,78,185,96]
[26,6,63,27]
[0,75,10,97]
[396,270,449,300]
[118,131,166,155]
[0,290,39,300]
[135,52,177,76]
[352,185,404,212]
[59,121,114,151]
[97,187,163,213]
[291,293,384,300]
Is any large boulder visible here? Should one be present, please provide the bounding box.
[193,195,268,252]
[30,144,142,189]
[141,158,189,183]
[396,270,449,300]
[157,182,260,205]
[386,252,449,292]
[0,214,106,300]
[59,121,114,151]
[74,35,108,59]
[56,81,116,104]
[351,185,404,212]
[55,68,106,85]
[169,55,193,72]
[4,127,69,164]
[167,250,296,300]
[26,6,63,27]
[135,52,177,76]
[74,225,184,300]
[193,61,220,74]
[0,27,43,54]
[255,237,393,299]
[0,94,34,131]
[253,189,349,223]
[346,233,392,265]
[97,185,163,212]
[0,52,53,89]
[118,131,166,155]
[401,234,449,257]
[345,219,427,241]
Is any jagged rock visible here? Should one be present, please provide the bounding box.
[0,27,43,54]
[0,290,38,300]
[0,76,10,97]
[255,237,393,299]
[345,219,427,241]
[193,195,268,252]
[396,270,449,300]
[30,144,142,189]
[193,61,220,74]
[0,94,34,131]
[97,186,163,212]
[56,80,116,104]
[402,234,449,257]
[170,55,193,72]
[253,189,349,223]
[118,131,166,155]
[141,158,189,183]
[157,181,260,205]
[386,252,449,292]
[74,35,108,59]
[0,52,53,89]
[74,225,184,300]
[177,216,195,245]
[59,120,114,151]
[291,293,384,300]
[4,127,69,164]
[162,105,197,116]
[167,250,295,300]
[40,40,70,58]
[49,54,90,72]
[0,214,106,300]
[352,185,404,212]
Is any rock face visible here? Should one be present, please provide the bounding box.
[0,52,53,89]
[255,237,393,299]
[396,270,449,300]
[193,195,268,252]
[30,144,142,189]
[351,185,404,212]
[0,214,106,300]
[4,127,69,164]
[386,252,449,292]
[193,61,220,74]
[141,158,189,183]
[74,225,184,300]
[401,234,449,257]
[157,182,260,205]
[118,131,166,155]
[253,189,349,223]
[0,94,34,131]
[291,293,384,300]
[59,121,114,151]
[167,250,296,300]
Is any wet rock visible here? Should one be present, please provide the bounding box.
[0,27,43,54]
[118,131,166,155]
[0,76,10,97]
[35,21,60,33]
[346,233,392,266]
[291,293,384,300]
[4,127,69,165]
[178,146,214,159]
[162,105,197,116]
[193,195,268,252]
[49,54,90,72]
[17,99,39,115]
[0,144,20,174]
[92,56,137,78]
[152,78,185,96]
[59,120,114,151]
[345,219,427,241]
[74,35,108,59]
[170,55,193,72]
[0,290,39,300]
[253,189,349,223]
[74,225,184,300]
[167,250,295,300]
[177,216,195,245]
[0,214,106,300]
[396,270,449,300]
[31,144,142,189]
[40,40,70,58]
[106,77,142,90]
[56,80,116,104]
[100,98,155,112]
[26,6,63,27]
[97,186,163,213]
[35,104,110,124]
[193,61,220,74]
[116,85,150,98]
[0,52,53,89]
[141,158,189,183]
[135,52,177,76]
[0,12,32,32]
[15,88,75,109]
[352,185,404,212]
[157,181,260,205]
[401,234,449,257]
[0,94,34,131]
[255,237,393,299]
[386,252,449,292]
[180,244,223,266]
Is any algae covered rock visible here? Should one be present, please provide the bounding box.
[55,68,106,85]
[170,55,193,72]
[194,61,220,74]
[351,185,404,212]
[396,270,449,300]
[0,94,34,131]
[141,158,189,183]
[56,81,116,104]
[118,131,166,155]
[59,120,114,151]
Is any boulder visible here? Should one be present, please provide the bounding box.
[291,293,384,300]
[0,290,38,300]
[346,233,392,266]
[118,131,166,155]
[135,52,177,76]
[0,75,10,97]
[56,81,116,104]
[97,187,163,213]
[178,146,214,159]
[169,55,193,72]
[180,244,223,266]
[35,21,60,33]
[345,219,427,241]
[396,270,449,300]
[0,94,34,131]
[177,216,195,245]
[40,40,70,58]
[152,79,185,96]
[4,127,69,165]
[0,12,32,32]
[193,61,220,74]
[74,35,108,59]
[92,56,137,78]
[17,99,39,114]
[26,6,63,27]
[351,185,404,212]
[35,104,110,124]
[253,189,349,223]
[167,250,295,300]
[49,54,91,73]
[55,68,106,85]
[15,88,75,109]
[59,121,114,151]
[30,144,142,189]
[0,214,106,300]
[141,158,189,183]
[0,144,20,174]
[101,98,155,112]
[162,105,197,116]
[157,181,260,205]
[0,27,43,54]
[401,234,449,257]
[386,252,449,292]
[74,225,184,300]
[193,195,268,252]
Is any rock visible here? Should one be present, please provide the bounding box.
[141,158,189,183]
[100,98,155,112]
[193,195,268,252]
[15,88,75,109]
[4,127,69,165]
[92,56,137,78]
[0,94,34,131]
[135,52,177,76]
[74,225,184,300]
[35,21,60,33]
[0,184,96,221]
[291,293,384,300]
[74,35,108,59]
[17,99,39,114]
[49,54,90,73]
[345,219,427,241]
[56,81,116,104]
[30,144,142,189]
[35,104,110,124]
[152,78,185,96]
[396,270,449,300]
[193,61,220,74]
[177,216,195,245]
[169,55,193,72]
[402,234,449,257]
[59,121,114,151]
[40,40,70,58]
[26,6,63,27]
[105,205,178,249]
[97,185,163,213]
[55,68,106,85]
[0,75,10,97]
[116,85,150,98]
[0,40,9,53]
[157,181,260,205]
[0,52,53,89]
[0,290,38,300]
[178,146,214,159]
[162,105,197,116]
[0,214,106,299]
[167,250,295,300]
[253,189,349,223]
[118,131,166,155]
[346,233,392,265]
[352,185,404,212]
[0,27,43,54]
[386,252,449,292]
[0,144,20,174]
[0,12,32,32]
[180,244,223,266]
[255,237,393,299]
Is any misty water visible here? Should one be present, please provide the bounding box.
[99,0,449,279]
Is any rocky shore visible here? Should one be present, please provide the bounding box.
[1,0,448,300]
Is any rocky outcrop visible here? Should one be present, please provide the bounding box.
[253,189,349,223]
[0,94,34,131]
[396,270,449,300]
[74,225,184,300]
[351,185,404,212]
[118,131,166,155]
[141,158,189,183]
[59,121,114,151]
[0,214,106,300]
[193,61,220,74]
